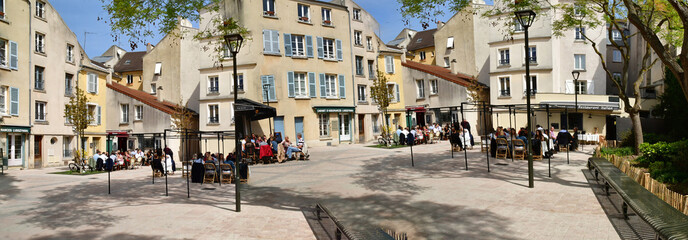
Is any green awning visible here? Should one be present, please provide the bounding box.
[313,106,355,113]
[0,126,30,133]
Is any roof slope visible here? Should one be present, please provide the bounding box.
[107,82,183,115]
[402,61,483,87]
[406,29,437,51]
[113,51,146,72]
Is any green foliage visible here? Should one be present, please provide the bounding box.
[636,141,675,166]
[631,140,688,193]
[64,87,92,161]
[371,70,394,137]
[600,147,633,156]
[652,67,688,140]
[619,130,636,148]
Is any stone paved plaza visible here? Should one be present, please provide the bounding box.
[0,142,624,239]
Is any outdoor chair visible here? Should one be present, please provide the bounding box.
[558,144,568,152]
[219,164,233,184]
[276,144,287,163]
[203,163,216,184]
[480,136,489,152]
[181,161,192,178]
[513,139,526,160]
[533,141,543,161]
[496,138,508,159]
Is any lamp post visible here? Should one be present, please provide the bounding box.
[224,33,244,212]
[572,70,580,113]
[515,9,536,188]
[263,84,272,136]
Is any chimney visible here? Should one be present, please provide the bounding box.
[437,21,445,29]
[450,59,457,74]
[156,86,163,102]
[146,43,155,53]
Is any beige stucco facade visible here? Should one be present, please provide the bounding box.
[377,46,406,133]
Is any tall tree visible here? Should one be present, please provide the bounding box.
[64,88,92,163]
[370,70,394,144]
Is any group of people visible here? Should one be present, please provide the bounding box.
[92,147,176,175]
[241,132,309,162]
[490,124,581,158]
[395,122,456,146]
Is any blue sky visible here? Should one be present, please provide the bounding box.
[51,0,454,58]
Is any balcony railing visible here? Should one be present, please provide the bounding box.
[35,81,45,90]
[500,89,511,96]
[523,89,537,96]
[208,86,219,93]
[499,59,510,65]
[208,117,219,124]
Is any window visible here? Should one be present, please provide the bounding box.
[318,114,329,137]
[35,101,46,121]
[322,38,335,60]
[612,50,622,62]
[357,85,366,102]
[385,55,395,73]
[297,4,310,22]
[353,8,361,20]
[444,57,450,67]
[0,0,5,20]
[293,73,308,97]
[0,39,6,67]
[36,1,45,18]
[120,104,129,123]
[87,72,98,93]
[35,32,45,53]
[499,77,511,96]
[416,79,425,98]
[354,31,362,46]
[430,79,438,95]
[87,104,96,125]
[236,73,244,91]
[154,62,162,75]
[574,54,586,70]
[420,51,426,60]
[355,56,364,75]
[524,75,537,95]
[575,27,585,40]
[63,137,72,157]
[527,46,537,63]
[208,76,219,93]
[499,49,510,65]
[208,104,219,123]
[324,74,337,98]
[322,8,331,25]
[368,60,375,79]
[447,37,454,49]
[291,35,305,57]
[34,66,44,90]
[66,44,74,62]
[135,105,143,120]
[612,30,622,41]
[386,84,397,102]
[150,83,156,94]
[366,37,373,51]
[514,18,524,32]
[612,72,622,81]
[0,87,5,114]
[575,80,587,94]
[263,0,275,16]
[126,75,133,84]
[65,74,73,96]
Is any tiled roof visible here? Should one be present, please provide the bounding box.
[107,82,181,115]
[406,29,436,51]
[113,51,146,73]
[402,61,484,88]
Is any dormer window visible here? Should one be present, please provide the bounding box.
[416,38,422,43]
[124,60,131,65]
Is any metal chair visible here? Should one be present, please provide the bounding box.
[496,138,509,159]
[203,163,216,184]
[480,136,489,152]
[219,164,233,184]
[512,139,526,160]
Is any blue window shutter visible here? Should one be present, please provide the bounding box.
[338,74,345,99]
[308,72,316,97]
[336,39,343,61]
[261,75,269,102]
[284,33,292,57]
[263,30,271,53]
[287,72,295,97]
[268,75,276,100]
[271,30,280,54]
[319,73,326,98]
[316,37,324,59]
[9,41,18,70]
[9,87,19,116]
[306,36,314,58]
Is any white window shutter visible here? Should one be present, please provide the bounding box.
[263,30,272,53]
[565,80,574,94]
[9,87,19,116]
[9,41,18,70]
[587,80,594,94]
[97,105,102,125]
[271,30,280,54]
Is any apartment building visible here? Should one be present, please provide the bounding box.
[198,0,355,151]
[377,43,406,132]
[77,62,109,156]
[406,29,437,65]
[112,51,146,91]
[488,1,616,134]
[338,0,381,143]
[0,0,32,169]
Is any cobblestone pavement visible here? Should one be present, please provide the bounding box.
[0,142,621,240]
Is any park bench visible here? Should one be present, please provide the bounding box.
[588,157,688,240]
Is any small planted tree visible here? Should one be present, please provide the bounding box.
[171,99,195,160]
[64,88,92,165]
[370,70,394,145]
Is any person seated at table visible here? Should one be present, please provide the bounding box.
[282,136,301,160]
[555,129,572,150]
[571,127,580,150]
[152,148,165,175]
[269,136,279,154]
[223,153,236,169]
[164,151,174,174]
[400,128,409,145]
[94,150,102,171]
[259,136,269,146]
[535,130,548,156]
[105,152,114,171]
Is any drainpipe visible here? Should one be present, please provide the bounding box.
[346,3,355,144]
[25,0,32,169]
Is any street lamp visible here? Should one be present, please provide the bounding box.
[263,84,272,136]
[572,70,580,113]
[224,33,243,212]
[515,9,536,188]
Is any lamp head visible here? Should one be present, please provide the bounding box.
[514,10,536,28]
[224,33,244,54]
[571,70,581,80]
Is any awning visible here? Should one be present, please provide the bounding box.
[406,106,426,112]
[0,126,30,133]
[235,98,276,121]
[312,106,355,113]
[107,131,129,137]
[540,101,620,111]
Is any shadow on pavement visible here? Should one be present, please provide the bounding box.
[0,174,22,202]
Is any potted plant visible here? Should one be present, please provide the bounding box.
[300,16,309,21]
[324,20,331,25]
[0,12,5,17]
[264,11,274,16]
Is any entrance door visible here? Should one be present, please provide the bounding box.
[274,116,285,139]
[358,115,365,142]
[118,137,127,152]
[340,114,351,141]
[606,115,617,140]
[34,136,42,168]
[294,117,304,139]
[416,112,426,126]
[8,135,23,166]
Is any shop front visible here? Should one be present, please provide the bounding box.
[313,106,355,143]
[1,126,30,168]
